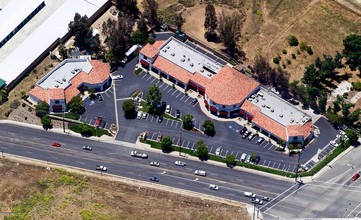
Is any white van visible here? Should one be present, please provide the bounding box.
[137,111,142,119]
[194,170,207,177]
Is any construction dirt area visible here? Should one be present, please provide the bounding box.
[0,157,249,220]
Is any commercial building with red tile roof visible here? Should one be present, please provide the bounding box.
[29,58,110,112]
[139,37,314,145]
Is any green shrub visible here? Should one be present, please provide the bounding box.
[286,59,291,65]
[291,53,296,59]
[147,37,155,45]
[287,35,299,46]
[282,49,287,54]
[352,81,361,91]
[306,45,313,55]
[10,100,20,109]
[300,41,308,51]
[273,56,281,64]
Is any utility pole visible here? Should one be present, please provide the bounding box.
[179,128,182,156]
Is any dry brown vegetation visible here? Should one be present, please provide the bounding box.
[0,159,248,220]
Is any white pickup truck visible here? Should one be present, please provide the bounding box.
[131,151,148,159]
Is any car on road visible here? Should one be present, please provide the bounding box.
[240,127,247,134]
[254,155,261,164]
[240,153,247,162]
[215,147,222,156]
[175,161,186,166]
[51,142,61,147]
[244,192,256,198]
[242,131,250,139]
[209,184,219,191]
[158,115,163,123]
[150,162,160,167]
[95,116,102,128]
[111,74,123,80]
[149,176,159,182]
[257,137,265,144]
[352,173,360,181]
[245,154,251,163]
[83,146,92,151]
[191,98,198,105]
[194,170,207,176]
[130,151,148,159]
[252,198,263,205]
[96,94,103,101]
[262,196,271,202]
[95,165,107,171]
[248,133,256,140]
[330,140,339,147]
[165,104,171,113]
[176,110,181,118]
[156,135,163,142]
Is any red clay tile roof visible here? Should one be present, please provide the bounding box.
[241,100,260,116]
[205,66,260,105]
[287,120,314,139]
[30,60,110,104]
[252,113,288,140]
[140,41,165,59]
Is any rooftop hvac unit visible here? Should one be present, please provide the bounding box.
[171,53,175,56]
[302,120,305,123]
[271,109,274,112]
[163,49,167,52]
[190,63,194,67]
[181,59,185,62]
[296,121,299,123]
[200,69,204,72]
[290,119,294,123]
[55,84,59,88]
[279,114,283,118]
[262,104,266,108]
[71,70,75,74]
[62,77,66,82]
[167,46,170,49]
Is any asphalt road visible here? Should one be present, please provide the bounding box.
[263,145,361,219]
[0,123,293,205]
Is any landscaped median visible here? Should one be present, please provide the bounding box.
[145,139,352,179]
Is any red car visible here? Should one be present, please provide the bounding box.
[95,116,102,127]
[352,173,360,181]
[51,142,61,147]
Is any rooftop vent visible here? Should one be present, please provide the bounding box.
[279,114,283,118]
[162,49,167,52]
[62,77,66,82]
[290,119,294,123]
[207,73,212,77]
[262,104,266,108]
[71,70,75,74]
[296,121,299,123]
[183,55,186,57]
[181,58,185,62]
[171,53,175,56]
[188,58,190,61]
[55,84,59,88]
[200,69,204,73]
[266,105,270,109]
[302,119,305,123]
[271,109,274,112]
[166,46,170,49]
[190,63,194,67]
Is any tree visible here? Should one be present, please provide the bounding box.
[131,30,145,45]
[254,56,272,85]
[67,96,85,114]
[345,129,358,144]
[0,87,8,104]
[115,0,138,16]
[143,0,158,27]
[160,136,173,151]
[224,154,236,167]
[342,34,361,72]
[287,35,299,46]
[138,17,148,39]
[195,140,208,160]
[35,101,49,118]
[204,3,218,41]
[218,10,243,55]
[202,120,215,136]
[79,123,93,136]
[58,43,68,60]
[182,114,194,130]
[122,100,137,118]
[302,64,320,87]
[146,85,162,113]
[318,93,327,113]
[41,115,52,129]
[68,13,91,50]
[174,13,185,31]
[88,87,96,100]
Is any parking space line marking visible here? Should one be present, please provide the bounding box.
[176,139,180,146]
[184,97,190,103]
[187,141,190,148]
[268,145,274,150]
[287,165,291,171]
[225,150,229,156]
[89,118,93,124]
[172,138,175,143]
[155,81,160,85]
[277,163,281,169]
[180,95,186,100]
[151,116,154,123]
[192,142,195,150]
[236,152,239,159]
[181,140,185,147]
[210,146,213,153]
[166,119,169,125]
[142,73,148,79]
[167,87,173,93]
[176,93,181,98]
[172,90,177,95]
[163,85,169,91]
[104,93,110,97]
[158,83,164,89]
[150,78,156,84]
[263,143,270,148]
[268,161,271,167]
[146,76,153,81]
[273,161,276,167]
[282,164,286,170]
[171,120,174,127]
[230,151,234,156]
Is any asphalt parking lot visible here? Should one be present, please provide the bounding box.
[76,56,338,174]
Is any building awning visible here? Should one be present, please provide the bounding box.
[198,86,205,93]
[140,59,149,67]
[240,109,245,114]
[247,115,253,120]
[0,78,5,89]
[188,81,198,89]
[219,111,228,115]
[210,106,217,112]
[204,99,209,107]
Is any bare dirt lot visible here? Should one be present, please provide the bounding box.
[0,158,248,220]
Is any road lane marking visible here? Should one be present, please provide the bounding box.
[77,161,85,165]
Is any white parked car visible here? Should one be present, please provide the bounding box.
[245,154,251,163]
[194,170,207,177]
[137,111,142,119]
[215,147,222,155]
[165,104,171,113]
[240,153,247,162]
[150,162,160,167]
[142,112,148,119]
[209,184,219,191]
[330,140,339,147]
[244,192,256,198]
[175,161,186,166]
[112,74,123,80]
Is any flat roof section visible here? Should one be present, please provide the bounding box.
[38,59,92,89]
[184,41,227,66]
[247,88,311,126]
[159,37,224,79]
[0,0,44,43]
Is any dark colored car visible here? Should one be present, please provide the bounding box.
[191,98,198,105]
[97,94,103,101]
[149,176,159,182]
[100,120,106,128]
[240,127,247,134]
[254,155,261,164]
[242,131,250,139]
[176,110,181,118]
[158,115,163,123]
[51,142,61,147]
